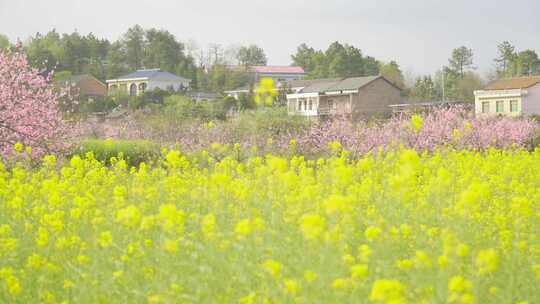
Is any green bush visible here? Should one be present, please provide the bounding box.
[72,139,161,167]
[162,95,230,122]
[79,96,117,113]
[231,107,310,138]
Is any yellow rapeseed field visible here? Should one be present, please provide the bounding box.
[0,147,539,303]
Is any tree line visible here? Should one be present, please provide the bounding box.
[409,43,540,102]
[0,26,267,93]
[291,42,405,89]
[1,29,539,102]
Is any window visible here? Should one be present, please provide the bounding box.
[138,83,147,94]
[482,101,490,113]
[328,100,334,110]
[308,100,312,110]
[298,100,302,111]
[510,100,519,112]
[129,83,137,96]
[496,101,504,113]
[304,100,308,110]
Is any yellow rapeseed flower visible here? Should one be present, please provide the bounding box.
[370,279,406,303]
[261,259,282,277]
[476,249,499,275]
[299,214,326,240]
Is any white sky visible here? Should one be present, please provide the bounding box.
[1,0,539,78]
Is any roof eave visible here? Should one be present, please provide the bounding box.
[106,77,149,83]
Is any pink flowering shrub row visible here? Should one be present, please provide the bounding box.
[295,107,539,156]
[77,106,538,157]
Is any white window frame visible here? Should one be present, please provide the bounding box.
[510,100,518,112]
[482,101,490,113]
[496,100,504,113]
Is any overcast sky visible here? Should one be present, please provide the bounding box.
[1,0,539,78]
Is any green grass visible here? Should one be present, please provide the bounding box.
[72,139,161,167]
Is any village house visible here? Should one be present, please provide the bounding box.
[58,74,107,101]
[225,65,305,83]
[474,76,540,116]
[250,65,305,84]
[224,65,305,98]
[286,76,402,119]
[106,69,191,96]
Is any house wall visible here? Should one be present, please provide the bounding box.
[319,94,352,116]
[288,97,319,116]
[256,73,305,84]
[352,78,401,118]
[148,79,190,91]
[108,78,190,96]
[523,83,540,115]
[108,80,148,96]
[474,91,523,117]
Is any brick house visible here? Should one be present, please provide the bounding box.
[286,76,402,119]
[61,74,107,101]
[474,76,540,116]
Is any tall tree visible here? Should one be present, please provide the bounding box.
[326,42,348,77]
[122,25,145,70]
[379,61,405,88]
[448,46,474,78]
[455,72,483,102]
[290,42,382,79]
[291,43,316,72]
[106,41,128,79]
[410,76,438,101]
[83,33,110,80]
[62,32,89,74]
[309,51,328,79]
[143,28,184,72]
[25,30,65,72]
[344,45,364,76]
[494,41,516,77]
[236,44,267,66]
[363,56,380,76]
[515,50,540,76]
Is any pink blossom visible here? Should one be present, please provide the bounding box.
[76,106,538,157]
[0,48,70,158]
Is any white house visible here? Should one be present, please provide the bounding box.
[474,76,540,116]
[286,76,402,119]
[106,69,191,96]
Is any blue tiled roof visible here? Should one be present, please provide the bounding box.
[116,69,190,82]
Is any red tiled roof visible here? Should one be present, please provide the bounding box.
[484,76,540,90]
[251,66,305,74]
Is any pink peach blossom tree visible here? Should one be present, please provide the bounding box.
[0,47,69,158]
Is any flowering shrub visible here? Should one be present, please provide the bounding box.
[0,148,539,302]
[0,48,69,158]
[76,107,538,157]
[296,106,538,156]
